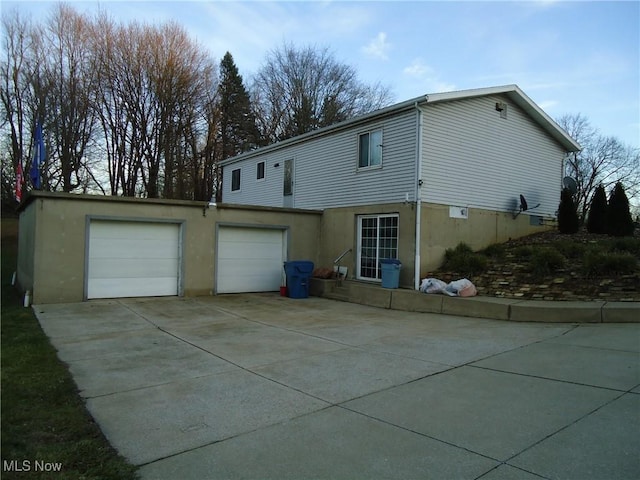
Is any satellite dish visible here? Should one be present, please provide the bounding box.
[563,176,578,194]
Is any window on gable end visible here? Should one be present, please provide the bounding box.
[358,129,383,169]
[231,168,241,191]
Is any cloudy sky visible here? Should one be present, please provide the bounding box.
[7,1,640,148]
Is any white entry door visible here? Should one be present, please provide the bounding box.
[217,227,286,293]
[87,220,181,299]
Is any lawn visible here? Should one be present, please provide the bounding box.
[1,217,138,480]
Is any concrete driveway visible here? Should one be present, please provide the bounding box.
[35,294,639,480]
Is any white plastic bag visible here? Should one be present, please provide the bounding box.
[419,278,448,294]
[444,278,477,297]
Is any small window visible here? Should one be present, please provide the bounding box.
[231,168,241,192]
[256,162,265,180]
[358,129,383,169]
[283,159,293,196]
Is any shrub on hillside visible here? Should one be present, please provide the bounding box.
[607,182,635,237]
[586,184,608,234]
[528,247,566,277]
[442,243,487,276]
[553,239,587,259]
[482,243,506,260]
[557,187,580,234]
[583,250,638,276]
[607,237,640,255]
[513,245,534,259]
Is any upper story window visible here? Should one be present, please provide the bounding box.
[256,161,265,180]
[231,168,241,191]
[358,129,383,169]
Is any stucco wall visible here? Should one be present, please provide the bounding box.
[18,193,321,304]
[419,202,552,275]
[319,203,417,288]
[319,201,551,288]
[17,204,36,294]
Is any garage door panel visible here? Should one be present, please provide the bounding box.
[89,238,179,259]
[88,277,178,299]
[88,221,180,299]
[88,258,179,279]
[218,246,282,262]
[217,227,285,294]
[90,221,177,240]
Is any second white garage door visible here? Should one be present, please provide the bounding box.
[217,227,286,293]
[87,220,181,299]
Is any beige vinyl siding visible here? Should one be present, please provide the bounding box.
[420,95,566,217]
[222,110,418,209]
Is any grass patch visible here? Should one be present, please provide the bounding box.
[1,218,138,480]
[553,239,587,259]
[528,247,566,278]
[606,237,640,255]
[583,250,638,276]
[512,245,534,260]
[442,242,488,276]
[481,243,506,260]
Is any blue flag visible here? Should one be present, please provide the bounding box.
[30,121,45,189]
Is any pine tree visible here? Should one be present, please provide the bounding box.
[586,184,608,234]
[216,52,260,160]
[607,182,635,237]
[558,187,580,234]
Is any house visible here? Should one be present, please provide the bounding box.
[15,85,580,305]
[221,85,580,289]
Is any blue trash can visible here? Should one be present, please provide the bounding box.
[283,261,315,298]
[380,259,401,289]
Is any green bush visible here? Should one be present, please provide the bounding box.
[513,245,534,259]
[583,250,638,276]
[442,242,488,276]
[528,247,566,277]
[482,243,506,260]
[607,182,635,237]
[607,237,640,255]
[558,187,580,234]
[553,239,586,259]
[586,184,608,234]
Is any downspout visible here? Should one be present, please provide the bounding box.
[414,100,424,290]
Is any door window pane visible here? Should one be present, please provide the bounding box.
[283,159,293,196]
[358,214,399,280]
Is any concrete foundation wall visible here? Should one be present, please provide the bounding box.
[17,204,36,295]
[319,201,552,287]
[18,193,552,304]
[18,193,321,304]
[420,202,553,275]
[319,203,417,288]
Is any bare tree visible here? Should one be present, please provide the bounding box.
[42,4,101,193]
[558,113,640,221]
[251,43,393,144]
[0,9,44,201]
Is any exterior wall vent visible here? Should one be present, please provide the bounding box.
[496,102,508,119]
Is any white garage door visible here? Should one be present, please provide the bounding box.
[217,227,285,293]
[87,220,181,299]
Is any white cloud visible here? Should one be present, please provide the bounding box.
[401,58,455,94]
[363,32,390,60]
[403,59,433,77]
